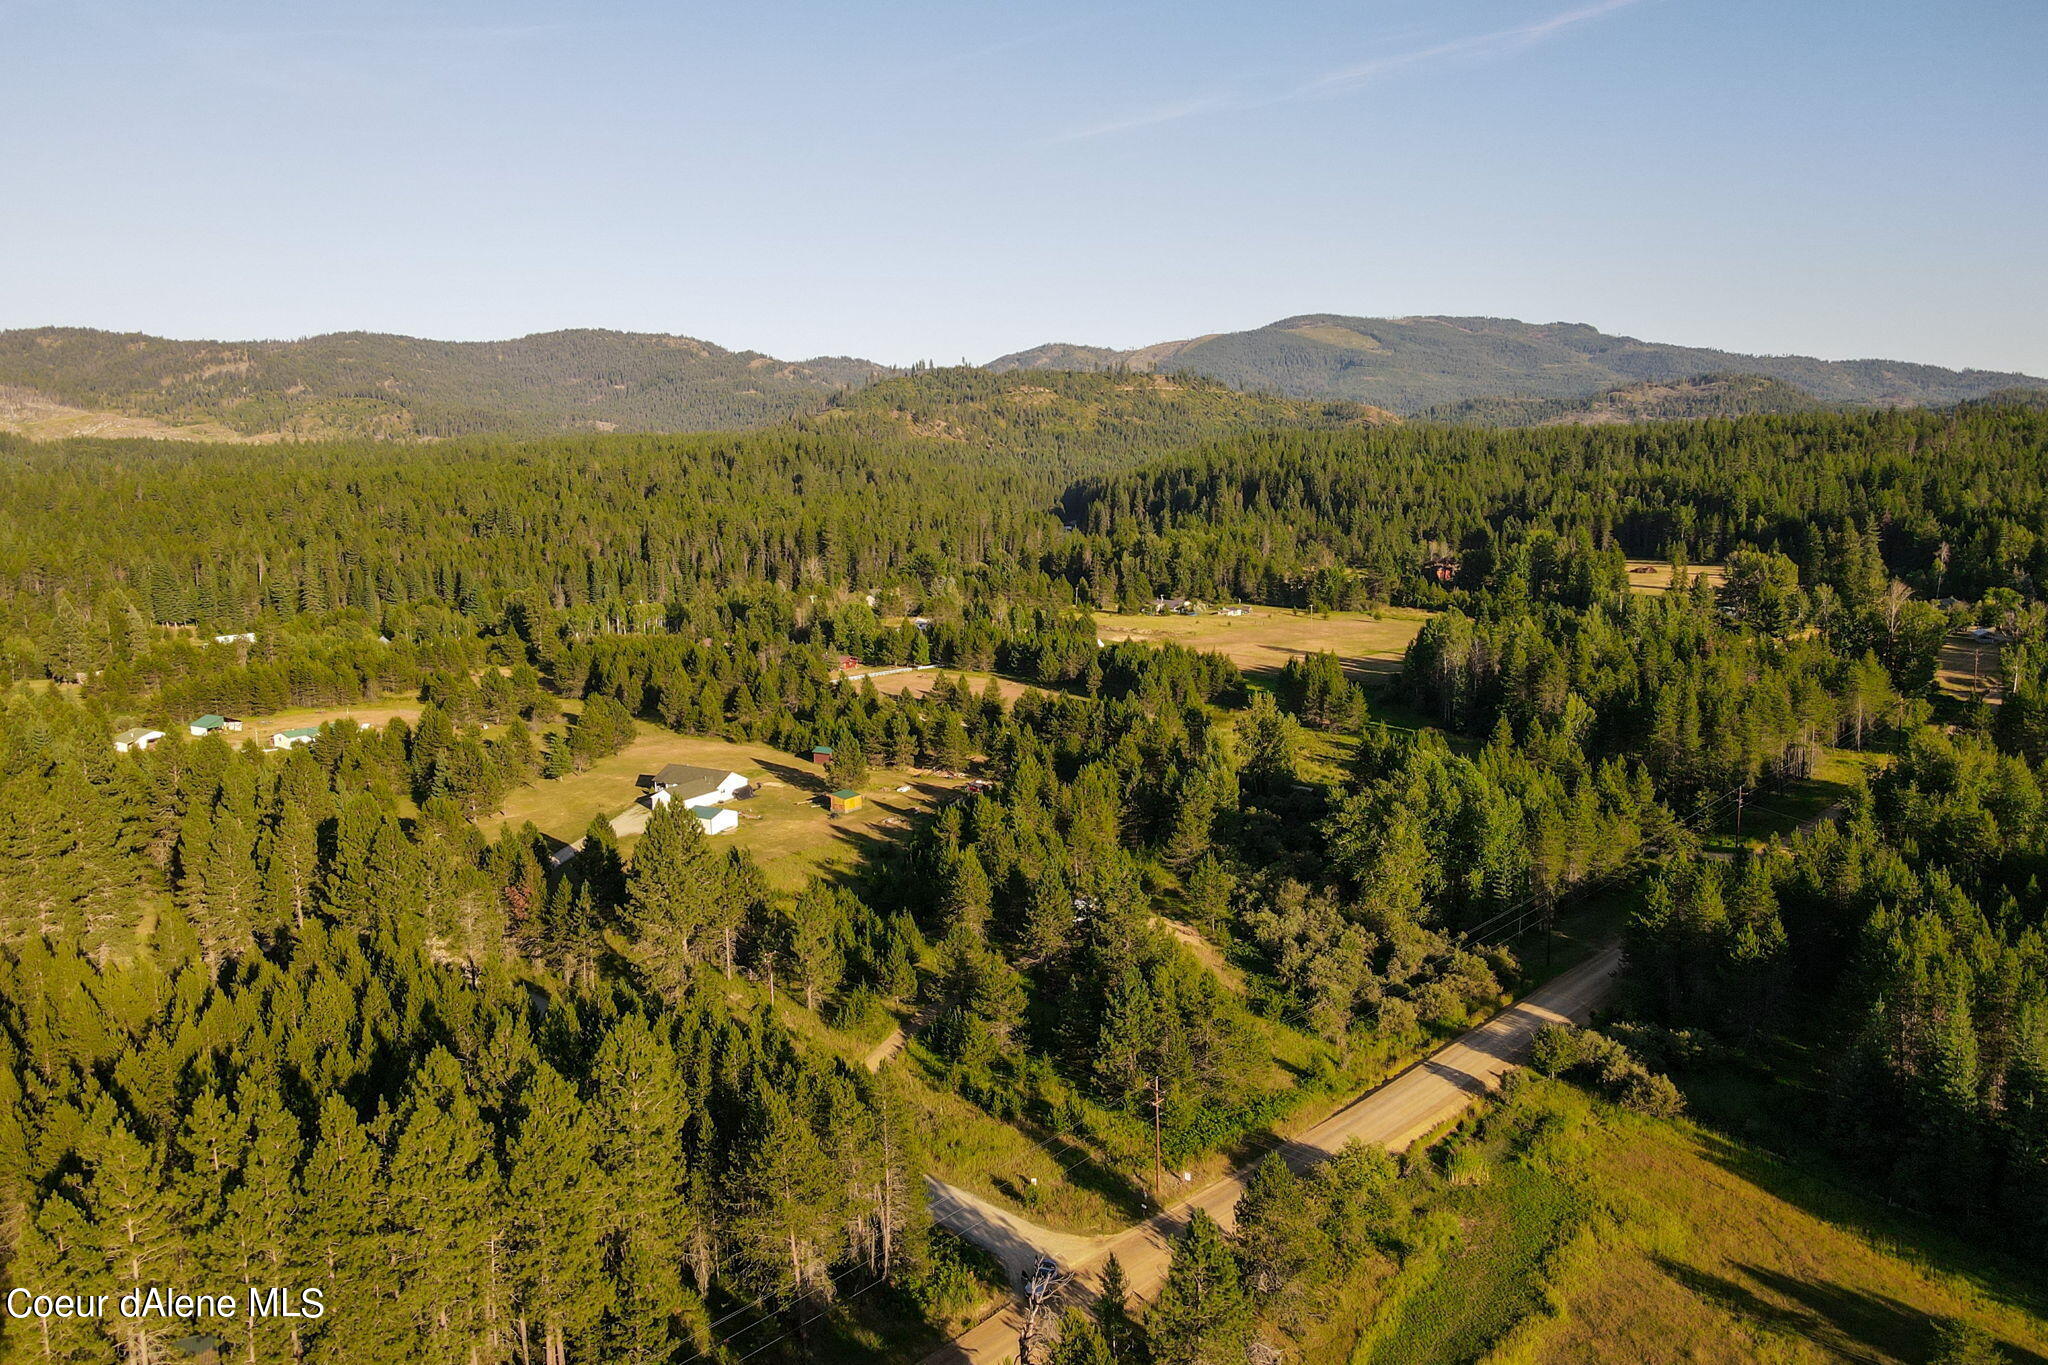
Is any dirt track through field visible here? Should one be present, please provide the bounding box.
[923,946,1623,1364]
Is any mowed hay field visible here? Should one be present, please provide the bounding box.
[1341,1083,2048,1365]
[853,668,1042,704]
[237,699,425,746]
[483,722,969,891]
[1092,607,1429,681]
[1625,559,1729,596]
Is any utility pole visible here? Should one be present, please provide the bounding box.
[1149,1074,1165,1206]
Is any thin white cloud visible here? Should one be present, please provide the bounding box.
[1058,0,1650,141]
[1300,0,1645,95]
[1058,94,1242,142]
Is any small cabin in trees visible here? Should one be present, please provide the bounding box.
[112,727,166,753]
[810,744,834,764]
[272,727,318,750]
[188,714,242,736]
[828,789,863,815]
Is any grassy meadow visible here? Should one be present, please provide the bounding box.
[1302,1081,2048,1365]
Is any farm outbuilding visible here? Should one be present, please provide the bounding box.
[648,764,747,807]
[189,715,229,736]
[811,745,834,764]
[689,805,740,836]
[112,727,166,753]
[828,789,863,814]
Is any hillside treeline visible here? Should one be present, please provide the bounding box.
[1069,406,2048,609]
[5,406,2045,693]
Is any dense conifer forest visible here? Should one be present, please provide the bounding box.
[2,394,2046,1363]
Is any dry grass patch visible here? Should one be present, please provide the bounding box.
[1939,633,2010,702]
[483,723,969,892]
[854,668,1042,704]
[1092,608,1428,682]
[1624,559,1730,596]
[237,700,426,746]
[1360,1083,2048,1365]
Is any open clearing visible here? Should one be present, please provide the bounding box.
[231,700,426,746]
[0,387,275,443]
[1624,559,1729,596]
[483,723,969,891]
[1938,632,2010,702]
[1092,607,1428,681]
[851,668,1043,704]
[1513,1092,2048,1365]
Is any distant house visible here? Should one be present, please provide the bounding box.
[1219,606,1248,617]
[811,744,835,764]
[828,789,863,814]
[839,656,861,672]
[689,805,740,836]
[272,727,319,750]
[1150,597,1205,616]
[649,764,747,808]
[112,727,166,753]
[189,714,229,736]
[1424,557,1460,585]
[212,632,256,645]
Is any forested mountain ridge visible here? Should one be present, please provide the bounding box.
[0,327,898,439]
[1420,372,1831,426]
[803,367,1395,469]
[4,315,2040,443]
[989,314,2047,413]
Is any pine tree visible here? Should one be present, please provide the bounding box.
[506,1065,612,1365]
[87,1108,185,1365]
[219,1084,310,1364]
[383,1051,501,1364]
[258,801,319,933]
[624,804,727,998]
[1047,1307,1116,1365]
[1147,1208,1251,1365]
[728,1079,845,1303]
[1234,1153,1321,1294]
[778,883,849,1011]
[589,1016,692,1365]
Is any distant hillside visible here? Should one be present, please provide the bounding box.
[7,315,2039,442]
[804,366,1393,466]
[1422,372,1831,427]
[989,314,2047,414]
[0,327,897,439]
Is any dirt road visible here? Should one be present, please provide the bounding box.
[864,1026,907,1072]
[921,944,1622,1364]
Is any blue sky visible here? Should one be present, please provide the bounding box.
[4,0,2044,373]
